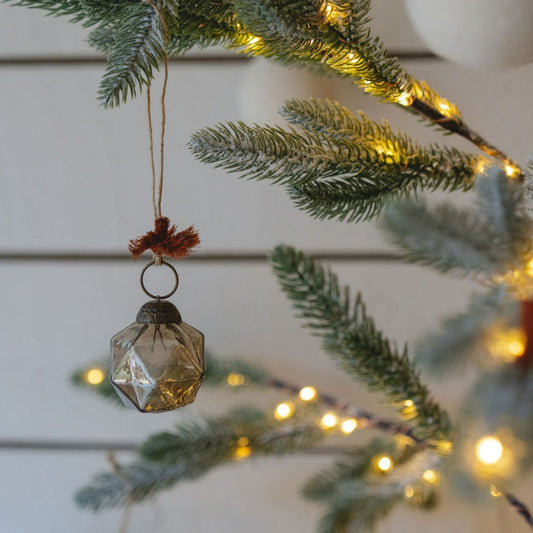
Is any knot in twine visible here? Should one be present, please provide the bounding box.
[129,217,200,260]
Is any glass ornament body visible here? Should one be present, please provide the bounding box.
[110,300,205,412]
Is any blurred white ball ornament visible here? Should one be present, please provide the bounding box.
[405,0,533,69]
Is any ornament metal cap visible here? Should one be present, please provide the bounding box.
[136,300,182,324]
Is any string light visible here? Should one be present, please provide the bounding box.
[373,141,401,165]
[488,328,526,362]
[476,436,504,465]
[321,1,342,24]
[505,164,520,178]
[320,412,338,429]
[340,418,358,434]
[490,485,502,498]
[247,36,260,45]
[299,386,317,402]
[527,258,533,276]
[85,368,105,385]
[237,437,249,447]
[234,435,252,460]
[376,455,393,472]
[275,402,294,420]
[508,338,526,358]
[404,485,415,499]
[396,92,413,107]
[422,469,440,485]
[435,440,454,454]
[227,372,246,386]
[400,399,417,419]
[234,446,252,460]
[475,158,488,174]
[438,101,452,116]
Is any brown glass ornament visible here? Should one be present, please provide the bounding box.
[110,261,205,412]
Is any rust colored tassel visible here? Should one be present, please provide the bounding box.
[129,217,200,260]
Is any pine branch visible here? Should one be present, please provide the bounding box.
[307,440,440,532]
[415,287,514,375]
[97,3,166,108]
[1,0,138,26]
[231,0,411,102]
[269,245,451,440]
[381,167,533,277]
[280,98,372,138]
[381,200,506,277]
[87,26,116,54]
[476,167,533,261]
[76,407,324,510]
[72,354,436,448]
[76,461,189,511]
[190,102,478,222]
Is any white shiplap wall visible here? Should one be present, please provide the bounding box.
[0,2,532,532]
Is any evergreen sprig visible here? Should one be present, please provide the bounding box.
[190,99,478,222]
[415,287,515,375]
[97,3,166,107]
[230,0,411,102]
[269,244,451,440]
[476,167,533,262]
[76,406,324,510]
[2,0,450,113]
[305,440,439,532]
[381,167,533,278]
[382,200,504,276]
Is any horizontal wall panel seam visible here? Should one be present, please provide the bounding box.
[0,439,355,454]
[0,251,402,263]
[0,51,437,67]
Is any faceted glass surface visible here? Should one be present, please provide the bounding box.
[110,321,205,412]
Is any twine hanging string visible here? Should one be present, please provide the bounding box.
[129,0,200,262]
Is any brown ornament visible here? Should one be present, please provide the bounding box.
[110,261,205,412]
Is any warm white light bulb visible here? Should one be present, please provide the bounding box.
[227,372,246,386]
[299,386,317,402]
[85,368,105,385]
[377,456,393,472]
[320,412,338,429]
[505,164,519,178]
[422,469,440,485]
[341,418,358,434]
[476,436,503,465]
[275,402,294,420]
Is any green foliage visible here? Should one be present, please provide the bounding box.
[98,4,165,107]
[305,440,440,532]
[76,407,324,510]
[190,99,477,222]
[415,287,515,375]
[76,462,190,511]
[1,0,138,25]
[3,0,453,115]
[465,368,533,461]
[381,167,533,278]
[269,244,450,440]
[382,201,503,276]
[476,167,533,262]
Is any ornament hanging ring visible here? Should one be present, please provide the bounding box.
[140,259,179,300]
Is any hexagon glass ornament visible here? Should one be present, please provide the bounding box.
[111,295,205,413]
